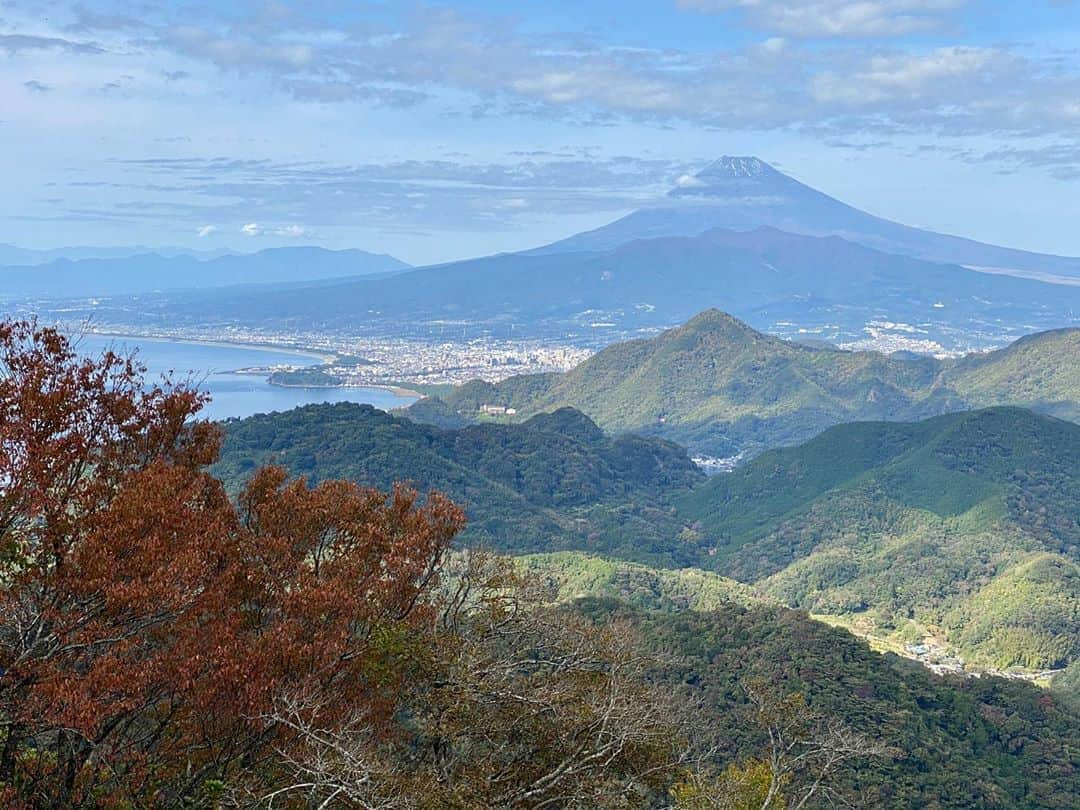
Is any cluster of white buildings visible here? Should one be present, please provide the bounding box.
[87,323,593,387]
[902,641,1064,683]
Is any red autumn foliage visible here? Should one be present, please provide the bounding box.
[0,321,464,806]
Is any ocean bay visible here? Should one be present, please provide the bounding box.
[77,334,415,421]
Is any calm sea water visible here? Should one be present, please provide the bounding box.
[77,335,416,422]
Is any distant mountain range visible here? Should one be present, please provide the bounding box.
[418,309,1080,455]
[539,156,1080,284]
[0,246,409,299]
[73,225,1080,351]
[0,243,235,266]
[13,157,1080,352]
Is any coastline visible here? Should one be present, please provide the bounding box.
[83,331,423,400]
[83,330,337,364]
[267,380,423,399]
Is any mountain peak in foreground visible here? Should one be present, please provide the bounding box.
[678,307,761,334]
[425,309,1080,456]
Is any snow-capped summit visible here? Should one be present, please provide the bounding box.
[669,156,788,199]
[534,155,1080,281]
[699,156,773,179]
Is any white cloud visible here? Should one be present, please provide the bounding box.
[0,33,103,55]
[677,0,964,38]
[196,224,217,237]
[4,0,1080,221]
[240,222,261,236]
[812,47,1000,104]
[675,173,706,188]
[17,1,1076,143]
[274,224,308,237]
[90,154,695,238]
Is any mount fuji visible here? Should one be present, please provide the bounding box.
[29,157,1080,352]
[537,156,1080,284]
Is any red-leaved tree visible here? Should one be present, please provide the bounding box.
[0,321,464,806]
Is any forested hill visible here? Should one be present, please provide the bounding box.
[676,407,1080,670]
[8,319,1080,807]
[587,597,1080,808]
[509,552,1080,806]
[214,402,703,564]
[217,401,1080,674]
[214,400,1080,803]
[420,309,1080,455]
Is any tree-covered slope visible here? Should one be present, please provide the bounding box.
[676,407,1080,669]
[515,558,1080,805]
[616,600,1080,808]
[947,328,1080,419]
[214,403,703,565]
[423,309,1080,455]
[457,550,1080,805]
[218,401,1080,672]
[208,398,1080,801]
[516,551,767,612]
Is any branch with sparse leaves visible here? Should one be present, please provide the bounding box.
[251,551,706,808]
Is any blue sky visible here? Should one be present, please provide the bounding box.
[1,0,1079,264]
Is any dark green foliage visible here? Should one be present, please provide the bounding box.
[1051,662,1080,709]
[595,601,1080,808]
[217,402,1080,671]
[402,396,469,429]
[268,366,344,387]
[677,407,1080,669]
[214,402,704,563]
[942,555,1080,670]
[679,407,1080,550]
[210,397,1080,805]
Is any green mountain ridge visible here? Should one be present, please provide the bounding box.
[209,396,1080,801]
[419,309,1080,456]
[678,407,1080,669]
[213,402,703,566]
[515,550,767,612]
[216,401,1080,672]
[502,552,1080,805]
[603,598,1080,808]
